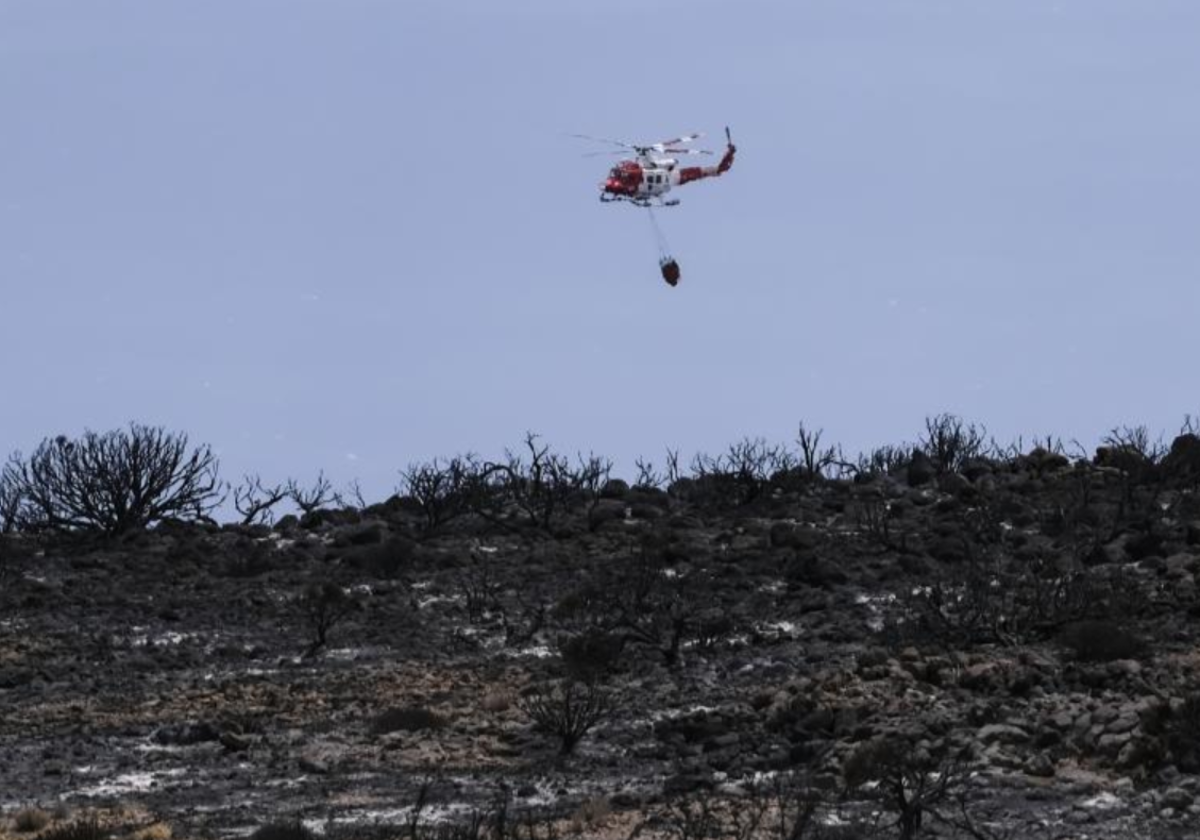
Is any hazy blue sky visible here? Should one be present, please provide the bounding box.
[3,1,1198,502]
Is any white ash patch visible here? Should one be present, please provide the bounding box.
[136,742,187,753]
[756,620,801,638]
[854,592,897,605]
[70,768,187,798]
[261,533,296,549]
[129,629,203,648]
[644,704,719,723]
[303,801,480,831]
[1081,791,1123,810]
[418,593,461,609]
[856,592,896,632]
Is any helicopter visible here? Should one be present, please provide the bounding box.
[575,127,736,208]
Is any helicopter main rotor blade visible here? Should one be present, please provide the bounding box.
[569,133,637,149]
[655,133,704,148]
[660,148,714,156]
[582,151,630,157]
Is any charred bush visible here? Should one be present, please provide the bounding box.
[844,738,980,840]
[518,678,614,754]
[1096,425,1165,477]
[592,548,728,667]
[853,444,911,480]
[233,475,291,526]
[649,772,844,840]
[0,465,22,534]
[298,581,359,657]
[4,425,222,535]
[689,437,793,506]
[393,786,559,840]
[401,455,478,535]
[853,495,910,553]
[794,421,844,480]
[465,434,612,532]
[918,414,990,475]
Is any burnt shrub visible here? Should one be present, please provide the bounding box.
[400,455,478,536]
[298,581,359,657]
[4,424,222,535]
[918,414,989,475]
[854,444,912,480]
[1060,620,1144,662]
[844,737,975,840]
[371,706,446,735]
[518,678,614,755]
[0,466,22,533]
[466,434,612,532]
[688,437,793,506]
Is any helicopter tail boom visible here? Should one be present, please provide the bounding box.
[678,126,735,186]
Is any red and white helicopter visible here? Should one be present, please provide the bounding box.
[576,127,737,208]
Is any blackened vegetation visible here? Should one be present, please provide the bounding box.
[234,474,292,526]
[517,678,615,755]
[396,434,612,536]
[9,415,1200,836]
[1,424,221,534]
[636,771,856,840]
[400,785,561,840]
[843,738,1001,840]
[299,581,359,657]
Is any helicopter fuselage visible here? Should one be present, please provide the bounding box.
[600,143,735,207]
[601,159,678,205]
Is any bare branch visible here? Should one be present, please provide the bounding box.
[233,474,289,526]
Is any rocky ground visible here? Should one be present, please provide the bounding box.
[4,437,1200,839]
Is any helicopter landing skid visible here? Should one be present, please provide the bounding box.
[600,194,681,208]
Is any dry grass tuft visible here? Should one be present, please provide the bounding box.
[12,809,50,834]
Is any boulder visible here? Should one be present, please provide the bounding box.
[977,723,1030,745]
[1163,433,1200,481]
[1024,753,1055,777]
[1165,553,1199,577]
[600,478,630,499]
[1161,787,1195,810]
